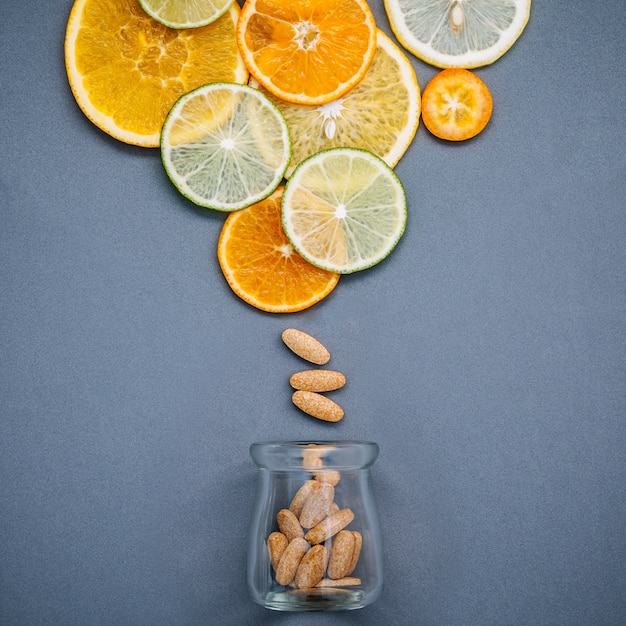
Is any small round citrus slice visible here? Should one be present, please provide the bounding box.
[138,0,235,29]
[160,82,291,211]
[236,0,377,105]
[282,148,407,274]
[251,29,420,178]
[421,68,493,141]
[217,187,340,313]
[384,0,531,68]
[65,0,248,147]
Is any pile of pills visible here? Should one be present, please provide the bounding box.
[282,329,346,423]
[266,446,362,589]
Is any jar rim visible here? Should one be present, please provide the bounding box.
[249,440,379,470]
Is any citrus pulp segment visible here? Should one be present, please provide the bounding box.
[236,0,377,105]
[138,0,235,29]
[64,0,247,147]
[421,68,492,140]
[250,30,420,178]
[217,188,340,313]
[160,83,291,211]
[282,149,408,274]
[383,0,531,68]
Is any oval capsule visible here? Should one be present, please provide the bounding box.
[290,369,346,392]
[292,390,344,422]
[282,328,331,365]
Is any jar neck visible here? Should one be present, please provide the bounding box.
[249,441,379,471]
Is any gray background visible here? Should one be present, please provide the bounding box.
[2,0,625,624]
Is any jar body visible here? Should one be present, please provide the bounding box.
[247,441,382,611]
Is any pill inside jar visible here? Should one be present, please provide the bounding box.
[247,441,383,611]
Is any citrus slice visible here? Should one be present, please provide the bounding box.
[217,187,340,312]
[421,68,492,141]
[250,29,420,178]
[383,0,531,68]
[138,0,234,29]
[160,82,291,211]
[64,0,248,147]
[236,0,377,105]
[282,148,407,274]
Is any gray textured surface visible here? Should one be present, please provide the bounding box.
[1,1,625,624]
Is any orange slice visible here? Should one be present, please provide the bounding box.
[217,188,340,313]
[421,68,493,141]
[236,0,377,105]
[64,0,248,147]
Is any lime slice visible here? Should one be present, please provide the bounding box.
[282,148,407,274]
[384,0,531,68]
[138,0,235,29]
[161,82,291,212]
[250,29,421,178]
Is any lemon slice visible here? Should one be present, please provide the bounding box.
[384,0,531,68]
[251,29,420,178]
[161,82,291,211]
[138,0,235,29]
[282,148,407,274]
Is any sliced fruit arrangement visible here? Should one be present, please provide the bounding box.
[64,0,247,147]
[383,0,531,69]
[421,68,493,141]
[64,0,531,312]
[251,29,420,178]
[282,148,407,274]
[161,82,291,211]
[217,188,340,313]
[236,0,377,105]
[138,0,234,29]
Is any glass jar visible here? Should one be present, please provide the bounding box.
[247,441,382,611]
